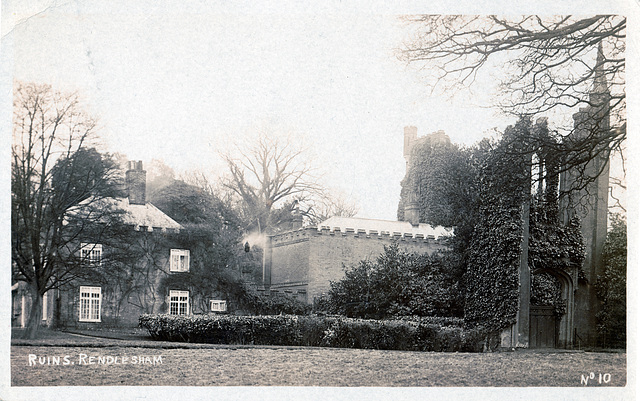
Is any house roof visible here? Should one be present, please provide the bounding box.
[70,197,182,232]
[113,198,182,231]
[317,216,452,239]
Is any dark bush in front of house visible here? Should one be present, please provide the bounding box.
[139,314,485,352]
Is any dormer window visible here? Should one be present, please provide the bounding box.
[80,243,102,267]
[170,249,190,272]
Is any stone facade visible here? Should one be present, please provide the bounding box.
[558,44,612,346]
[503,45,612,348]
[262,217,451,303]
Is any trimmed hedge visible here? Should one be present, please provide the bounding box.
[139,314,484,352]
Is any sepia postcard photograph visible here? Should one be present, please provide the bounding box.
[1,1,636,400]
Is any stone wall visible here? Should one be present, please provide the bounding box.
[269,230,311,300]
[267,226,448,304]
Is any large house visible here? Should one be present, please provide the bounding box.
[11,161,216,329]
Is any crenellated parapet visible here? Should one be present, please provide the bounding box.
[271,224,450,246]
[264,216,452,302]
[271,228,313,247]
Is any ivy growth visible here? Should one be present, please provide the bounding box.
[463,118,532,332]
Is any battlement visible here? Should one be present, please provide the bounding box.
[265,217,452,305]
[317,216,451,241]
[270,223,450,246]
[271,228,312,247]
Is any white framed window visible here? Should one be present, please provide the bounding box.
[169,290,189,315]
[79,286,101,322]
[210,299,227,312]
[80,243,102,266]
[170,249,190,272]
[42,291,48,321]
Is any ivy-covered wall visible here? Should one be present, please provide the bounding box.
[463,119,532,333]
[56,228,182,328]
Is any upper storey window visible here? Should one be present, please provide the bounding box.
[170,249,190,272]
[80,243,102,267]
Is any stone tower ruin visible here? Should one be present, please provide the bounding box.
[559,42,612,346]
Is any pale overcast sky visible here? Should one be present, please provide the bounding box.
[2,1,632,220]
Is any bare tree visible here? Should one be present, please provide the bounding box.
[11,82,124,338]
[302,191,359,224]
[222,134,321,233]
[399,15,626,194]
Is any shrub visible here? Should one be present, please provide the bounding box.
[321,244,463,319]
[139,314,484,352]
[247,292,311,315]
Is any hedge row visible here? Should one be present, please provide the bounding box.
[139,314,484,352]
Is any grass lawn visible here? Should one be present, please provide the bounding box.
[11,344,626,387]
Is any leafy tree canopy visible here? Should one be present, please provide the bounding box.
[596,214,626,347]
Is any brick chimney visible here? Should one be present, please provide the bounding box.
[125,160,146,205]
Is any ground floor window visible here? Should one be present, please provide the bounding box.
[79,286,101,322]
[210,299,227,312]
[170,290,189,315]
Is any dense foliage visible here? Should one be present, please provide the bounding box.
[529,211,585,275]
[246,292,311,315]
[527,119,585,278]
[398,134,476,229]
[526,127,585,318]
[528,204,584,317]
[150,180,259,312]
[463,118,532,332]
[530,272,565,316]
[321,244,463,319]
[139,313,484,352]
[596,214,627,347]
[393,116,590,338]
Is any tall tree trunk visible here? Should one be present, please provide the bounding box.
[23,287,42,339]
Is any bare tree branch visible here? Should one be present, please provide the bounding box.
[11,82,126,338]
[221,132,321,233]
[399,15,625,202]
